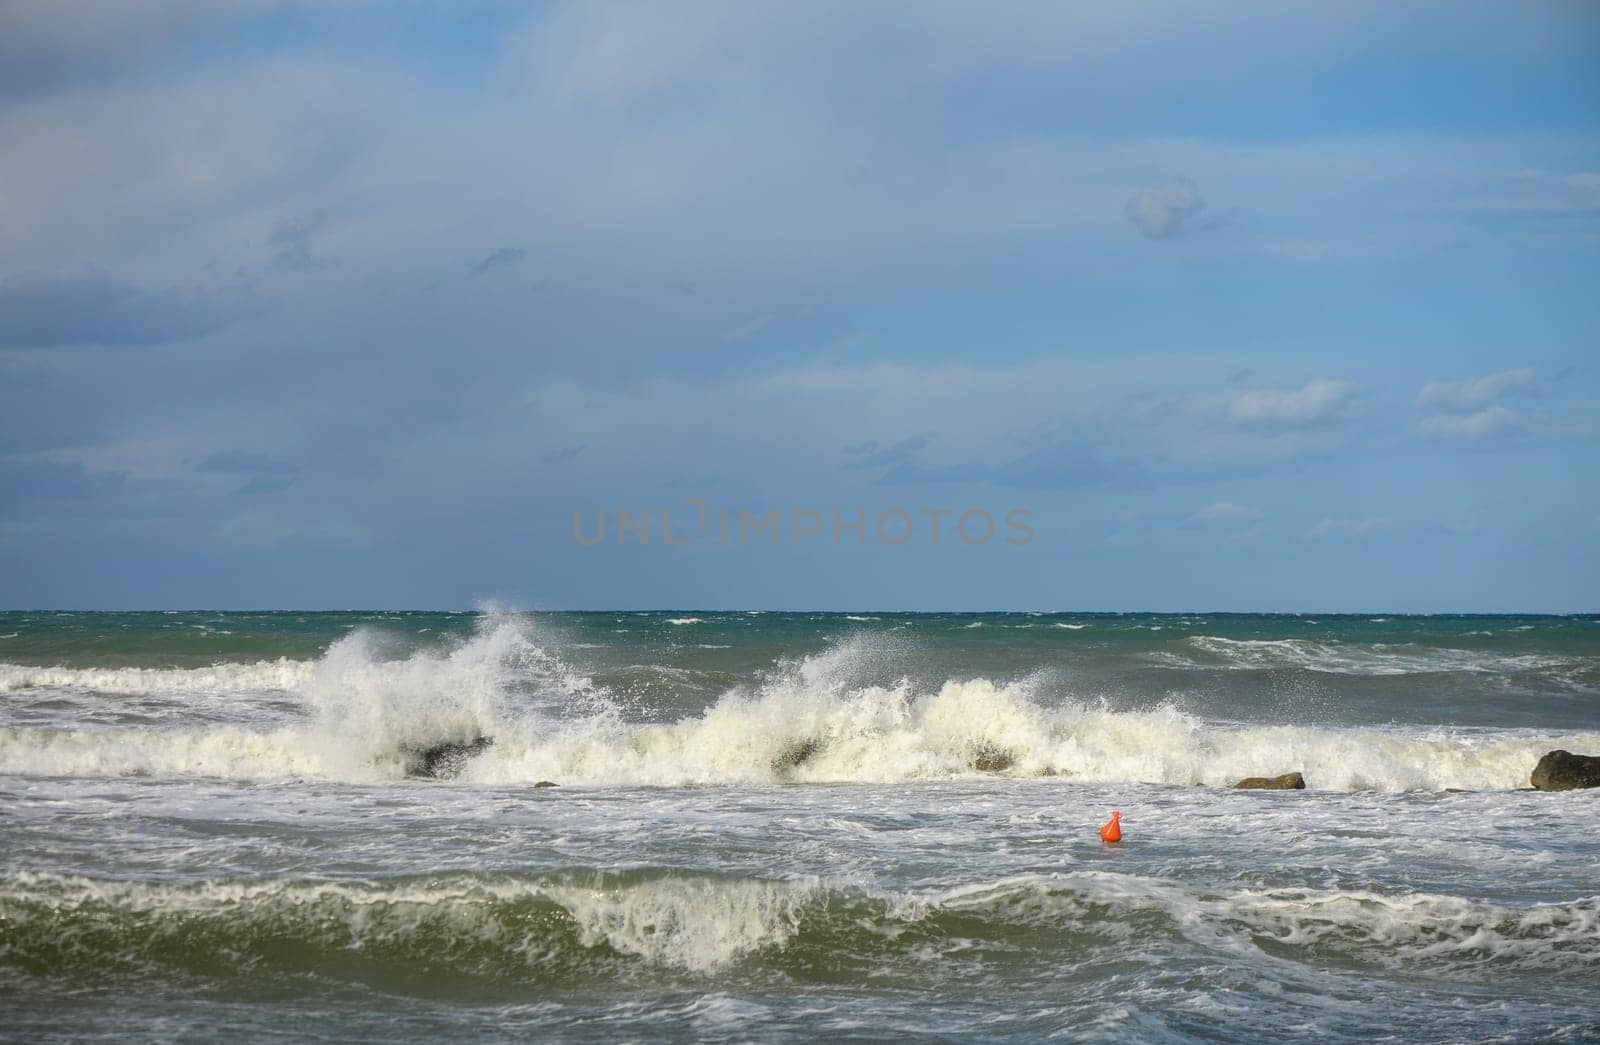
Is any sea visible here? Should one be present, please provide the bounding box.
[2,610,1598,1042]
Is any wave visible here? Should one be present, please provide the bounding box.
[1165,636,1592,678]
[2,869,1593,984]
[0,659,316,697]
[0,622,1593,790]
[931,874,1600,973]
[0,868,809,979]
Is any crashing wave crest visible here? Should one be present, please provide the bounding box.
[0,620,1594,791]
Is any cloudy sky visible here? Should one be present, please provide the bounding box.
[2,1,1597,611]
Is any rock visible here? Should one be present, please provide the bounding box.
[971,743,1015,773]
[772,738,823,773]
[1233,771,1305,790]
[532,780,559,789]
[402,736,494,779]
[1530,750,1600,791]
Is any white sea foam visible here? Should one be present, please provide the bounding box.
[3,868,1593,974]
[1166,636,1584,676]
[667,618,705,625]
[929,872,1600,971]
[0,616,596,780]
[0,659,316,696]
[550,876,812,969]
[0,624,1591,790]
[470,675,1586,791]
[0,870,816,973]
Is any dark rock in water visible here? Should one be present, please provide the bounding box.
[1233,771,1305,790]
[772,738,824,773]
[402,736,494,779]
[1531,750,1600,791]
[532,780,559,789]
[971,743,1016,773]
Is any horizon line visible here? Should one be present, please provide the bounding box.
[2,607,1595,617]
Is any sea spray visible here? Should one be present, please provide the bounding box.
[470,671,1587,790]
[1,616,1597,790]
[298,621,526,776]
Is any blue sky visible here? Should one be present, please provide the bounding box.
[1,1,1597,611]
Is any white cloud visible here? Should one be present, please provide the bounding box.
[1191,500,1260,523]
[1307,517,1392,539]
[213,515,371,548]
[725,314,772,342]
[1415,368,1536,409]
[1228,379,1356,426]
[1125,179,1204,240]
[1418,403,1518,440]
[1457,169,1600,219]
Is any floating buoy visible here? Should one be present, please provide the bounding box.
[1099,810,1122,843]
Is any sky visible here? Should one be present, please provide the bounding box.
[1,1,1598,612]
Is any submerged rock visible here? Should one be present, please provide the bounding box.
[1233,771,1305,790]
[971,743,1016,773]
[1531,750,1600,791]
[402,736,494,779]
[532,780,559,789]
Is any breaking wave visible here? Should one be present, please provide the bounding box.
[0,619,1595,790]
[3,869,1594,985]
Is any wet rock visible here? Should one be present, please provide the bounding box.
[402,736,494,779]
[1233,771,1305,790]
[971,743,1016,773]
[1531,750,1600,791]
[772,738,823,773]
[532,780,559,789]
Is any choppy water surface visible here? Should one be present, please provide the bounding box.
[2,611,1598,1041]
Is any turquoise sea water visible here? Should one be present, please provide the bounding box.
[2,611,1598,1041]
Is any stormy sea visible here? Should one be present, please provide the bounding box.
[2,610,1597,1042]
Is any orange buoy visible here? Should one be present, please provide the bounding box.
[1099,810,1122,843]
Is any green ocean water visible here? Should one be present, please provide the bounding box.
[2,611,1598,1041]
